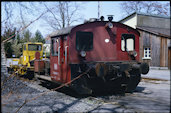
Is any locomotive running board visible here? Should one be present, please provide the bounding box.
[35,74,51,81]
[35,74,70,87]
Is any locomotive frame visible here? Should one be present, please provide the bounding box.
[34,20,149,94]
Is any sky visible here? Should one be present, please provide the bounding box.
[1,1,170,38]
[78,1,123,21]
[18,1,124,38]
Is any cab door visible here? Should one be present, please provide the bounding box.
[50,38,62,82]
[62,36,69,83]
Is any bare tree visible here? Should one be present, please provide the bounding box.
[42,2,84,30]
[1,2,41,36]
[1,2,14,35]
[120,1,170,17]
[1,2,84,39]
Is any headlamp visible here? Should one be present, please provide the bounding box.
[133,51,137,57]
[108,22,113,28]
[80,51,86,57]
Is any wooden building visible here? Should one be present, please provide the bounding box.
[119,12,171,67]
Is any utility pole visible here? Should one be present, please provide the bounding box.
[98,1,100,19]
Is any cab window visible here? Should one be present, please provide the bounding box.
[24,45,26,50]
[121,34,135,51]
[76,31,93,51]
[51,38,59,56]
[28,44,42,51]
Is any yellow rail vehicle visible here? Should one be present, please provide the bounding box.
[21,42,43,66]
[9,42,44,77]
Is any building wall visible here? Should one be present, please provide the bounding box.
[139,30,170,67]
[120,13,170,67]
[121,14,137,29]
[137,15,170,29]
[168,47,171,69]
[139,30,143,63]
[151,34,161,66]
[160,38,170,67]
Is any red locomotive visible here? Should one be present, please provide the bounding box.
[34,17,149,94]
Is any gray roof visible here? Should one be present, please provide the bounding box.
[50,26,75,38]
[137,26,170,38]
[137,12,170,19]
[119,12,170,22]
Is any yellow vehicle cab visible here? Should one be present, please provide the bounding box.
[21,42,43,67]
[8,42,44,77]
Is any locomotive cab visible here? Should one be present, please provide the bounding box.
[36,20,149,94]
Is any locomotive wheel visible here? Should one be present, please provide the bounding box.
[21,71,34,80]
[126,74,141,93]
[72,74,92,95]
[27,71,34,80]
[80,75,92,94]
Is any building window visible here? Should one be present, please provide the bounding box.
[143,47,151,59]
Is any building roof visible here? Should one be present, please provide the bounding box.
[137,26,170,38]
[119,12,170,22]
[50,26,75,38]
[45,35,51,40]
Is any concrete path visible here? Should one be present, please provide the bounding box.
[141,68,170,80]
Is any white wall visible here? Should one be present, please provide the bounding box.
[43,44,50,53]
[121,14,137,29]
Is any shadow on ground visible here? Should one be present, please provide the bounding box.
[38,79,146,98]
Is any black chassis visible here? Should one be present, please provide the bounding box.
[69,61,149,94]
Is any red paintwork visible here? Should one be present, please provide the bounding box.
[50,38,62,82]
[69,22,140,63]
[34,60,45,73]
[50,37,71,84]
[35,52,40,60]
[50,21,140,84]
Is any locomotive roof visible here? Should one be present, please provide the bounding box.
[50,21,140,38]
[50,26,75,38]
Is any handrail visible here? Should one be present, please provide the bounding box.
[65,46,68,64]
[58,46,61,65]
